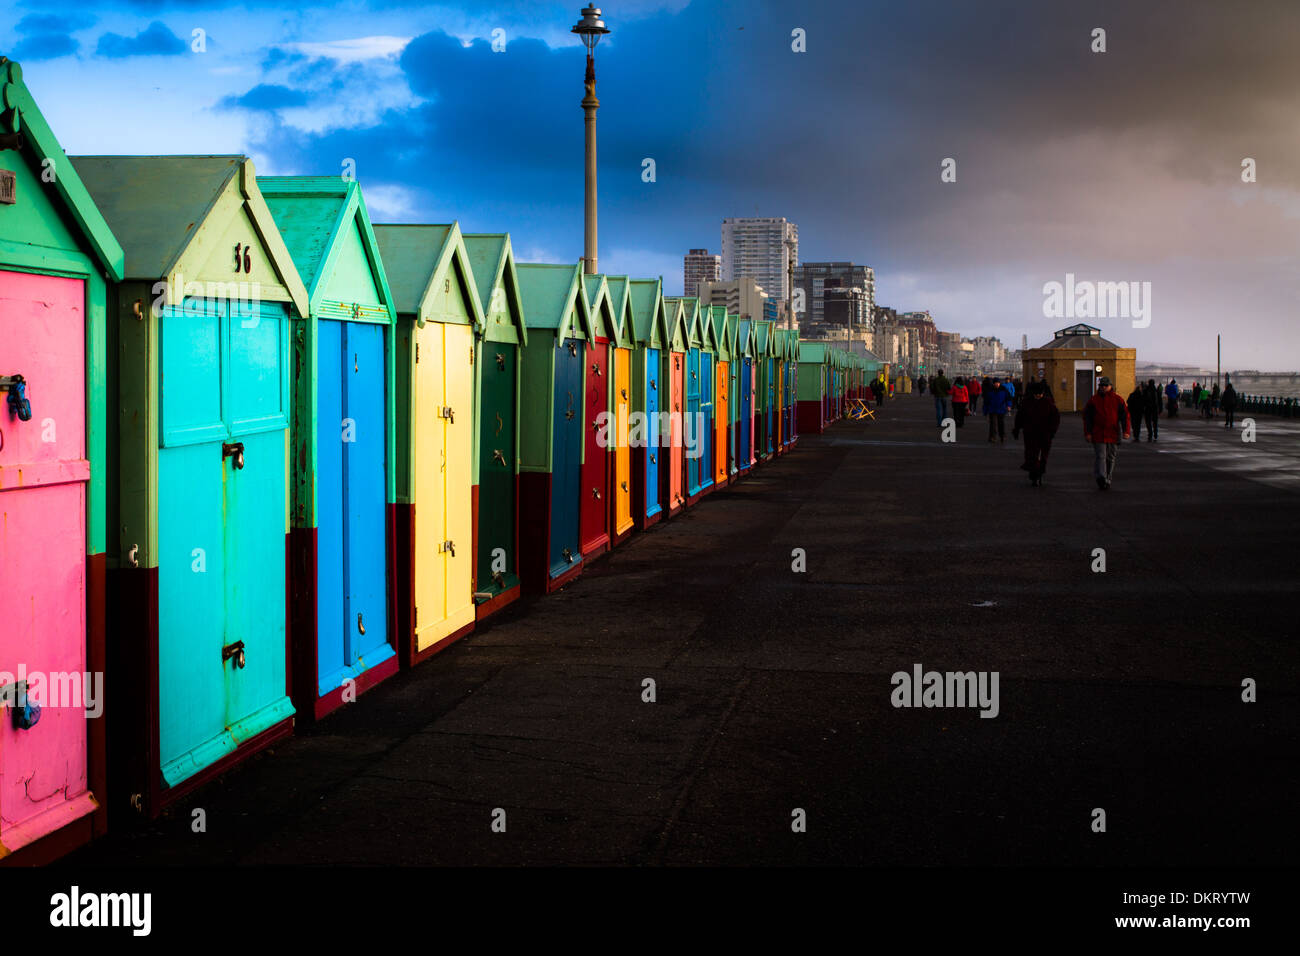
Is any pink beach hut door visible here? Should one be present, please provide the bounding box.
[0,270,94,855]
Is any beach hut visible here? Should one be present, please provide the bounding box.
[373,223,482,666]
[709,307,732,487]
[515,263,595,593]
[258,177,398,724]
[0,59,123,860]
[77,154,307,817]
[580,275,614,557]
[627,278,666,530]
[660,297,689,516]
[783,332,799,450]
[736,319,755,475]
[604,277,637,547]
[753,320,776,461]
[798,342,830,434]
[685,298,716,504]
[463,234,528,621]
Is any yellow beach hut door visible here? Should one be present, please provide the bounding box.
[413,321,475,652]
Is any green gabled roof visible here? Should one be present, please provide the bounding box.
[581,273,614,341]
[799,342,825,363]
[75,155,240,280]
[604,276,636,347]
[463,232,528,346]
[736,318,754,357]
[661,296,690,350]
[372,221,484,329]
[628,278,665,348]
[74,152,307,315]
[1,59,123,280]
[257,176,395,322]
[516,261,594,342]
[753,320,771,355]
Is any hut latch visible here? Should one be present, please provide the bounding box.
[222,640,246,669]
[222,441,246,469]
[1,374,32,421]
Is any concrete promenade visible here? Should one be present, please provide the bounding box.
[72,395,1299,866]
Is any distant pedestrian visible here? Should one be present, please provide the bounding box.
[918,376,927,396]
[1084,376,1131,490]
[1210,382,1221,418]
[932,368,951,427]
[966,375,981,414]
[985,376,1012,443]
[1012,379,1061,485]
[951,376,969,428]
[1142,379,1160,441]
[1004,377,1017,412]
[1127,385,1145,442]
[1192,382,1202,410]
[1165,378,1180,417]
[1222,377,1238,428]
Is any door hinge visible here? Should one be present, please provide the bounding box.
[470,346,475,365]
[414,606,418,626]
[415,343,420,363]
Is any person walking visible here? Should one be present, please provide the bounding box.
[985,376,1011,443]
[966,374,981,414]
[1126,384,1145,442]
[932,368,951,427]
[917,375,927,397]
[1142,378,1160,441]
[1192,381,1202,412]
[1004,377,1017,412]
[1222,376,1238,428]
[951,376,969,428]
[1012,379,1061,485]
[1084,376,1131,490]
[1165,378,1180,417]
[1210,382,1221,419]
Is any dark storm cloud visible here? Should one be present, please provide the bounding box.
[228,0,1300,362]
[96,21,188,57]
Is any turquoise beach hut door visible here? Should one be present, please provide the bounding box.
[157,298,295,785]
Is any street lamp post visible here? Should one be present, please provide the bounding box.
[572,5,610,276]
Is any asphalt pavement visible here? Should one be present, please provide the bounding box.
[69,395,1299,866]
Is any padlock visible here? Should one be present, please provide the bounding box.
[13,699,40,731]
[5,376,32,422]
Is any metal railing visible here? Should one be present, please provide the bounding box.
[1177,392,1297,417]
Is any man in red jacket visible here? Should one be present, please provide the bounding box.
[1083,376,1131,490]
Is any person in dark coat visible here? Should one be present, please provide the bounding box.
[1222,376,1239,428]
[1142,379,1160,441]
[1126,385,1145,442]
[1012,379,1061,485]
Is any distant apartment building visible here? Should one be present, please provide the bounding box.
[967,335,1007,368]
[823,287,873,331]
[683,248,721,298]
[898,310,940,368]
[720,217,798,305]
[697,277,770,322]
[793,262,875,330]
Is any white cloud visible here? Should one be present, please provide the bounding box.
[290,36,411,63]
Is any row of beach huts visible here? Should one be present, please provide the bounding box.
[0,58,879,863]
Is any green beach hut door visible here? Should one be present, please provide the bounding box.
[477,342,517,598]
[157,297,294,786]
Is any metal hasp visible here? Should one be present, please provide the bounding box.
[1,374,32,421]
[222,640,247,669]
[221,440,245,469]
[572,5,610,275]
